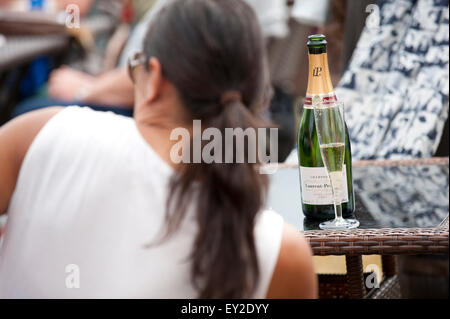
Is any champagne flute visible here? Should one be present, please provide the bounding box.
[313,101,359,230]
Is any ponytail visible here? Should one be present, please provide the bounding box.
[166,98,268,298]
[143,0,271,298]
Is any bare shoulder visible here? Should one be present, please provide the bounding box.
[0,107,64,165]
[266,223,318,299]
[0,107,63,214]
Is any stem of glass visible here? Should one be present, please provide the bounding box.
[334,201,344,223]
[330,171,344,223]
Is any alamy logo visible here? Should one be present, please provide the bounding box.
[65,264,80,289]
[170,120,279,174]
[365,264,381,289]
[65,4,81,29]
[365,4,380,31]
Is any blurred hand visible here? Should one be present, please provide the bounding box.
[48,66,94,102]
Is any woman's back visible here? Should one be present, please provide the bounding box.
[0,107,284,298]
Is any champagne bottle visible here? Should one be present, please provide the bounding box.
[297,34,355,220]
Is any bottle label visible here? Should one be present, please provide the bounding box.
[300,165,349,205]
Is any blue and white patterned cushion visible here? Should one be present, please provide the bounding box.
[354,164,449,228]
[336,0,449,160]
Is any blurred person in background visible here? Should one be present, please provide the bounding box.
[0,0,316,299]
[12,0,162,118]
[14,0,290,113]
[1,0,97,113]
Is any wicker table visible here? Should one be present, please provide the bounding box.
[267,157,449,299]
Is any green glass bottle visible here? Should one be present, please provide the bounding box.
[297,34,355,220]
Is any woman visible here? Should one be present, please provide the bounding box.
[0,0,316,298]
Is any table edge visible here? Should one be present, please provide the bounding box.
[303,219,449,256]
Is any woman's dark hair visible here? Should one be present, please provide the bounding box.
[143,0,272,298]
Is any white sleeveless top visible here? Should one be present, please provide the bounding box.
[0,107,284,299]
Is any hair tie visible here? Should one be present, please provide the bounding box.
[220,91,242,106]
